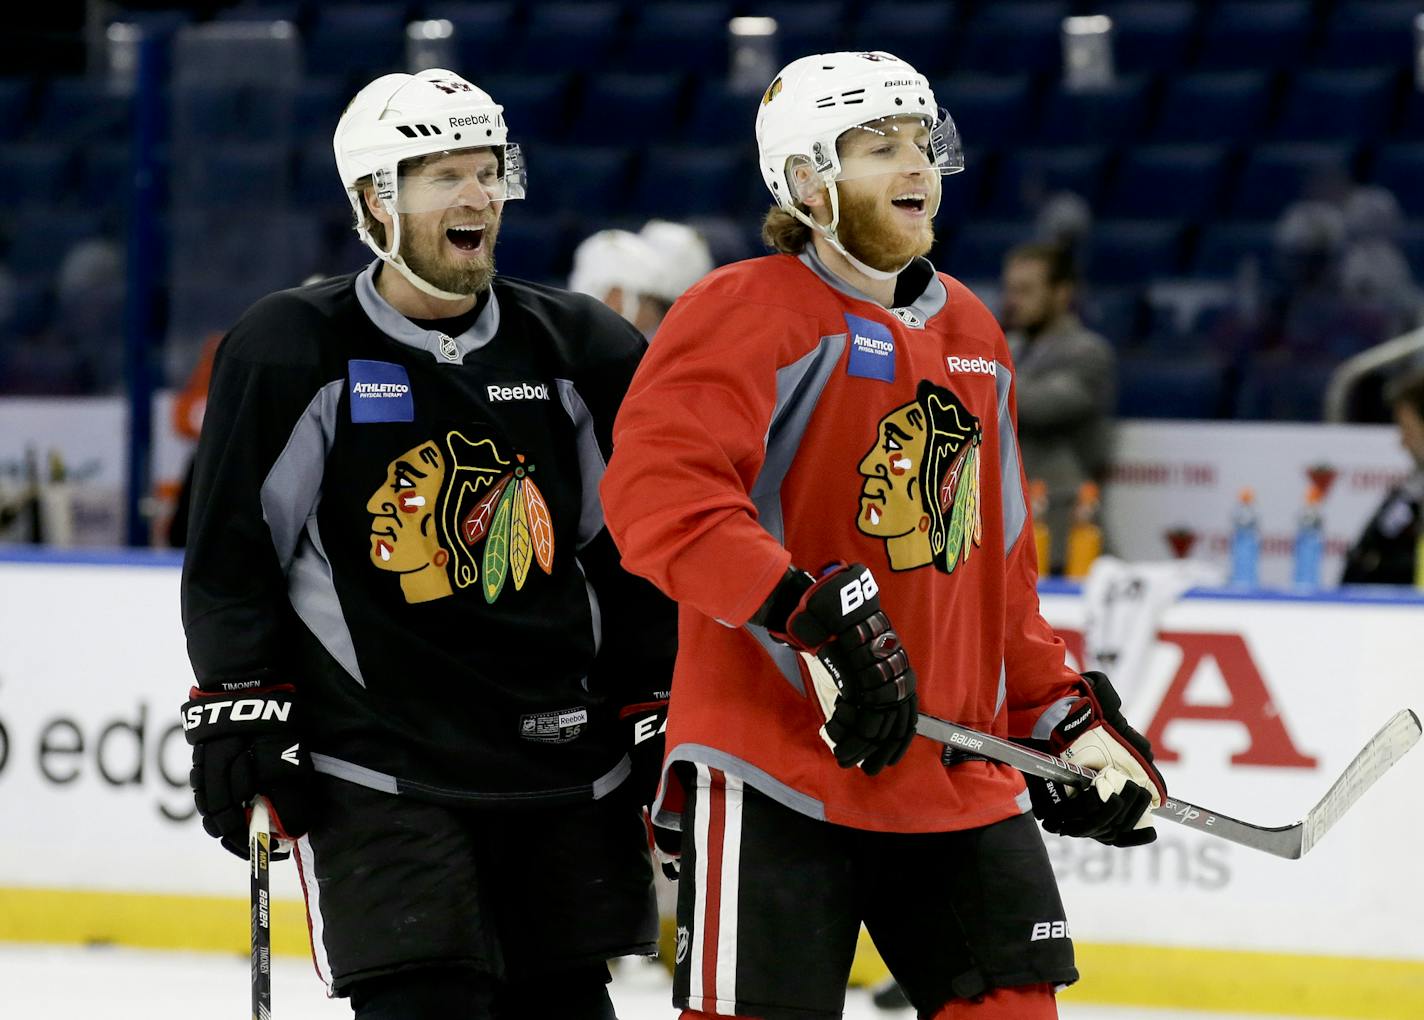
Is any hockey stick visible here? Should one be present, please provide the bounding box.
[913,709,1421,859]
[249,798,272,1020]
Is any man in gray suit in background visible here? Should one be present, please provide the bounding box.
[1000,242,1117,574]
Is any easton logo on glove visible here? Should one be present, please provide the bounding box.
[182,696,293,732]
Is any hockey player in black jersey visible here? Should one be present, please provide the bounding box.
[178,68,675,1020]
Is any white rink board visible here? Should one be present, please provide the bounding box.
[1039,588,1424,960]
[0,556,1421,962]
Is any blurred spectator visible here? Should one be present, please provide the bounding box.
[567,228,671,337]
[1340,185,1422,340]
[1340,369,1424,585]
[1001,241,1116,573]
[57,238,126,391]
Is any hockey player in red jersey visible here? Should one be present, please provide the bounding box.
[600,52,1167,1020]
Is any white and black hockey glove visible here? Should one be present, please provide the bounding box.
[760,563,917,776]
[1026,671,1167,848]
[181,684,312,859]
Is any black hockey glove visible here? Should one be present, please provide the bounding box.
[619,689,670,812]
[763,563,917,776]
[181,684,312,859]
[1026,671,1167,848]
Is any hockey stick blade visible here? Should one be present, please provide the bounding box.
[915,709,1420,859]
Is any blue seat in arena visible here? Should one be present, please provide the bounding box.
[1191,220,1275,278]
[7,209,104,276]
[851,2,959,78]
[1116,355,1226,419]
[2,276,53,338]
[0,79,32,140]
[0,145,75,204]
[32,78,131,144]
[521,144,633,214]
[493,216,569,283]
[1316,2,1421,69]
[945,219,1030,280]
[1230,144,1356,219]
[958,2,1069,75]
[567,74,685,146]
[1196,1,1312,70]
[1369,144,1424,217]
[183,143,291,206]
[294,76,347,136]
[934,75,1035,148]
[986,145,1107,216]
[1101,2,1199,74]
[1234,357,1335,421]
[623,2,733,75]
[1104,145,1229,220]
[682,80,758,142]
[1274,69,1398,142]
[937,147,990,223]
[632,145,748,217]
[81,143,139,207]
[296,140,340,207]
[519,3,624,73]
[1079,286,1143,349]
[1151,71,1273,144]
[1086,220,1185,285]
[425,2,521,73]
[306,5,407,78]
[476,74,571,143]
[1038,76,1153,145]
[776,2,854,60]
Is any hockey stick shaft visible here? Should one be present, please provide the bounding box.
[915,709,1420,859]
[250,798,272,1020]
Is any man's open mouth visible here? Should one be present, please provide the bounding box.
[891,192,927,213]
[446,224,486,251]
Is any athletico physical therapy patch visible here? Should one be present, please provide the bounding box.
[844,313,896,382]
[349,360,415,423]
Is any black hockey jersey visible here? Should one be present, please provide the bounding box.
[180,263,675,804]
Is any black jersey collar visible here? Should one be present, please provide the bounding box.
[356,260,501,363]
[796,247,948,330]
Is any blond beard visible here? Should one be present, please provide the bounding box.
[835,185,935,273]
[400,216,499,295]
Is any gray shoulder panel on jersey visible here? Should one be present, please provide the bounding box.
[289,518,366,687]
[651,743,827,830]
[259,378,366,687]
[311,750,631,801]
[995,360,1028,552]
[554,378,607,548]
[261,380,342,570]
[355,259,501,361]
[746,333,847,694]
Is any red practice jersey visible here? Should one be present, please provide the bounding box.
[600,250,1083,834]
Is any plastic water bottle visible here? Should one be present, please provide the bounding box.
[1292,485,1324,589]
[1229,488,1260,587]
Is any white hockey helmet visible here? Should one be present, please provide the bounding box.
[334,68,526,300]
[755,51,963,278]
[568,229,670,318]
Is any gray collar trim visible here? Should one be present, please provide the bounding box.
[355,260,501,363]
[796,248,948,329]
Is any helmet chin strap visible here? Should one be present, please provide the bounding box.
[362,199,478,303]
[791,179,911,280]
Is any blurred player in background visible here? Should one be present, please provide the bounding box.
[1341,367,1424,584]
[600,51,1165,1020]
[178,68,675,1020]
[570,220,714,337]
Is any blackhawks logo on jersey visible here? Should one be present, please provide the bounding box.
[857,379,983,574]
[366,429,555,605]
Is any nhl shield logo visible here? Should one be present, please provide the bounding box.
[438,333,460,362]
[675,925,690,964]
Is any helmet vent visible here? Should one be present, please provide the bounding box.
[396,123,444,138]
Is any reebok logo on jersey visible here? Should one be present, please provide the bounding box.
[845,313,896,382]
[349,360,415,423]
[945,355,997,378]
[487,382,551,402]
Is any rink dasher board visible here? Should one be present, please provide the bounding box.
[1,557,1422,1018]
